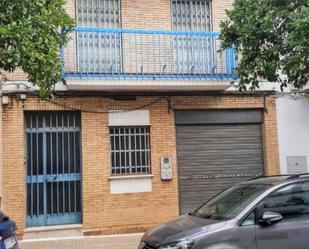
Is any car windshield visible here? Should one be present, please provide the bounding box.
[193,183,271,221]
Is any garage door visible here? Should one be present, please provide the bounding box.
[175,109,265,214]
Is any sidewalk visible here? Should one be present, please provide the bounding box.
[20,233,143,249]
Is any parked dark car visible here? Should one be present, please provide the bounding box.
[0,212,19,249]
[139,173,309,249]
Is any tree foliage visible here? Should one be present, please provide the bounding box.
[0,0,74,98]
[220,0,309,91]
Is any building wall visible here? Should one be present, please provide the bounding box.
[0,98,3,207]
[1,0,279,238]
[1,94,279,238]
[120,0,234,31]
[121,0,172,30]
[2,99,25,239]
[276,95,309,174]
[1,69,28,81]
[212,0,233,31]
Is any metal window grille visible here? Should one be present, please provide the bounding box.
[172,0,212,32]
[76,0,121,73]
[110,127,151,175]
[172,0,214,74]
[76,0,120,28]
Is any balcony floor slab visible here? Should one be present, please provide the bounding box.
[65,79,231,92]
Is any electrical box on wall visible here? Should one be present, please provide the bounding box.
[161,157,173,180]
[287,156,308,174]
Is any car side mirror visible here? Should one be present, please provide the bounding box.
[259,211,283,226]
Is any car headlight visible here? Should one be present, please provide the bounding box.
[159,240,194,249]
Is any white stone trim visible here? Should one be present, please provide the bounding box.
[66,79,230,91]
[109,110,150,126]
[110,177,152,194]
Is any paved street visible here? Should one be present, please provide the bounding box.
[20,234,143,249]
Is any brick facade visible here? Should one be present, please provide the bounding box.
[0,0,280,239]
[121,0,172,30]
[1,95,279,238]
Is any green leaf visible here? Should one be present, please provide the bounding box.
[219,0,309,90]
[0,0,74,99]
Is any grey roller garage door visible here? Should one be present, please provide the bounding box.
[175,110,265,214]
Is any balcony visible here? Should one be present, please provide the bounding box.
[62,27,237,84]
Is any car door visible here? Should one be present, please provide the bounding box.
[256,181,309,249]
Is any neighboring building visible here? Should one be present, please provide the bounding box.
[0,0,280,239]
[276,93,309,175]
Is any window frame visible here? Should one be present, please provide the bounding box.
[75,0,122,28]
[239,180,309,226]
[171,0,215,75]
[109,126,152,176]
[171,0,213,32]
[74,0,123,74]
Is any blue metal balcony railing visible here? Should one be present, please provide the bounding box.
[62,27,238,80]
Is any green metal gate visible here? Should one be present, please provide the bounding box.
[25,112,82,227]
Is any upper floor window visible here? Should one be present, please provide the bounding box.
[76,0,120,28]
[172,0,212,31]
[75,0,121,73]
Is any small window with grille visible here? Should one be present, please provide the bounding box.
[76,0,120,28]
[110,127,151,175]
[172,0,213,32]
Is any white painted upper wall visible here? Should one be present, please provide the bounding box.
[276,95,309,174]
